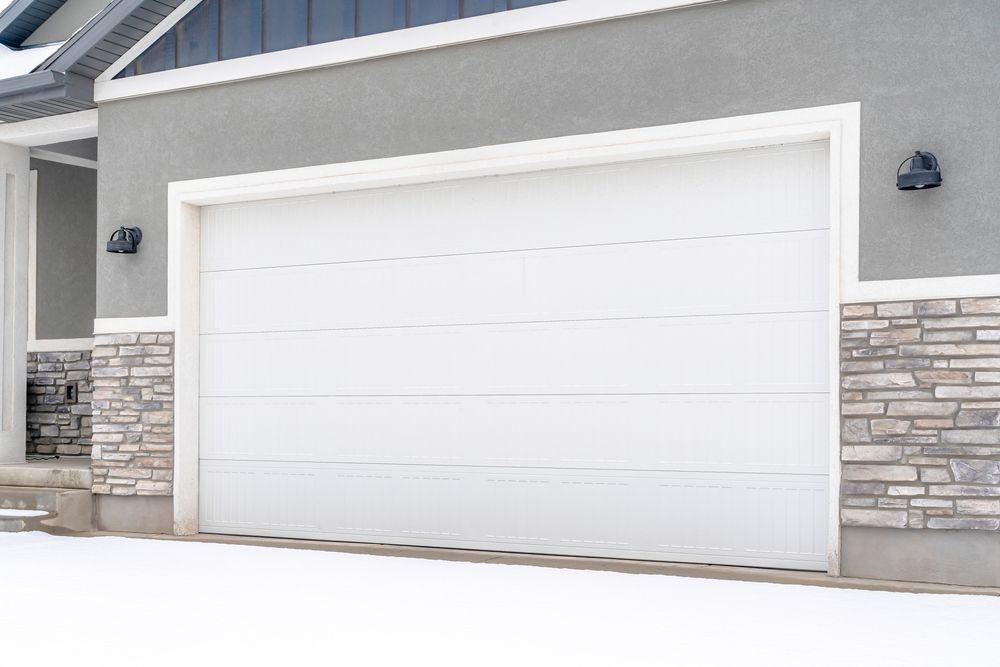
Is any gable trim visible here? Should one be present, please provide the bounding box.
[94,0,725,102]
[0,0,69,47]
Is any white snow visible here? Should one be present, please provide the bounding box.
[0,42,62,80]
[0,532,996,666]
[0,508,48,517]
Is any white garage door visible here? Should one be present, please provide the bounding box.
[198,142,831,570]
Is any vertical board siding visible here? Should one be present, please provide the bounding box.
[117,0,565,78]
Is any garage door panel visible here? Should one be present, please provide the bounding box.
[200,230,829,334]
[200,312,828,396]
[198,141,832,570]
[199,461,828,569]
[200,144,829,273]
[200,394,828,472]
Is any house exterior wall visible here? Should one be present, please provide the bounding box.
[31,157,96,340]
[85,0,1000,583]
[96,0,1000,319]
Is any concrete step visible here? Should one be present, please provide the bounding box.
[0,458,92,489]
[0,486,93,533]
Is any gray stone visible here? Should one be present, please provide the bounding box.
[876,302,914,318]
[887,485,925,496]
[935,385,1000,399]
[923,331,974,343]
[841,445,902,462]
[941,430,1000,445]
[899,343,1000,357]
[883,358,932,369]
[950,459,1000,484]
[842,465,918,482]
[976,330,1000,341]
[923,316,1000,329]
[865,391,934,400]
[929,485,1000,497]
[917,300,957,316]
[927,517,1000,530]
[911,498,953,508]
[842,319,890,331]
[841,418,871,443]
[955,410,1000,427]
[956,499,1000,515]
[949,358,1000,369]
[841,509,908,528]
[919,468,952,484]
[841,481,886,495]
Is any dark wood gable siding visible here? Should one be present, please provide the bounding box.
[117,0,564,78]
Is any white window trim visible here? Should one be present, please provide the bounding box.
[27,170,93,353]
[152,102,861,577]
[94,0,726,101]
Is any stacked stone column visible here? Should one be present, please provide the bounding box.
[841,298,1000,530]
[89,333,174,496]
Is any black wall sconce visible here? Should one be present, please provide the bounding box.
[897,151,942,190]
[106,226,142,254]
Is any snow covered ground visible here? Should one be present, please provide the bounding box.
[1,533,996,666]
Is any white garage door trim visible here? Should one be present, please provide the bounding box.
[166,102,860,576]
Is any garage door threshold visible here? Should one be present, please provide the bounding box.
[77,530,999,597]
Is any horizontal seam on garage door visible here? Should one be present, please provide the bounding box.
[199,309,830,336]
[196,459,830,474]
[199,227,832,274]
[199,392,831,398]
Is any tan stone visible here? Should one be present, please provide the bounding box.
[913,370,973,385]
[841,402,886,415]
[842,304,876,318]
[886,401,958,417]
[870,419,910,436]
[841,373,916,390]
[960,297,1000,314]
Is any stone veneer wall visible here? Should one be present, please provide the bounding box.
[26,351,93,456]
[841,298,1000,531]
[90,333,174,496]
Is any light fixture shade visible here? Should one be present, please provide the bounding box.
[106,226,143,254]
[897,151,942,190]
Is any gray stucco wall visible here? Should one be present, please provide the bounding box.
[31,158,96,339]
[97,0,1000,318]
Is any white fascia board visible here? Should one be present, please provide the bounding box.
[95,0,725,100]
[0,109,97,147]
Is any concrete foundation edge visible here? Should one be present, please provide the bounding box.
[94,495,173,534]
[841,526,1000,588]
